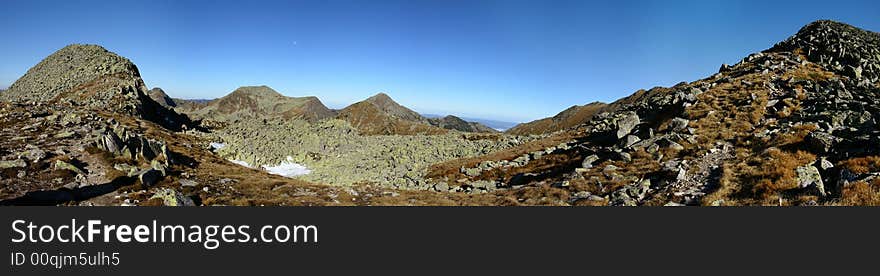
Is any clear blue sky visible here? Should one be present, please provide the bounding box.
[1,0,877,122]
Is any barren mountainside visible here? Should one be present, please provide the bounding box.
[175,85,336,123]
[507,102,609,135]
[1,20,879,206]
[336,100,448,135]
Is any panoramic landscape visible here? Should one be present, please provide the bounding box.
[1,2,879,206]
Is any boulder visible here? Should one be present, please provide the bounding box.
[0,159,27,169]
[461,167,482,177]
[54,160,85,175]
[796,165,826,196]
[806,132,840,153]
[615,112,640,139]
[150,188,195,206]
[619,135,641,148]
[179,179,199,187]
[433,182,449,192]
[657,138,685,151]
[669,117,690,132]
[611,151,632,162]
[581,154,600,169]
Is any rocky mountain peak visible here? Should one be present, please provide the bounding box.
[768,20,880,82]
[0,44,190,130]
[1,44,142,103]
[228,85,284,98]
[362,92,426,123]
[148,87,176,108]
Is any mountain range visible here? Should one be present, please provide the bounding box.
[1,20,878,206]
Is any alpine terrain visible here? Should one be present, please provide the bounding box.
[1,20,878,206]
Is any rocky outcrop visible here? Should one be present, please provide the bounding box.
[0,44,191,131]
[769,20,880,83]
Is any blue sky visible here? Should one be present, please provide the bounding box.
[1,0,877,122]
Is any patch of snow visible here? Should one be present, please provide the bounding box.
[210,142,226,150]
[261,156,311,178]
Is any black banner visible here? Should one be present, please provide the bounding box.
[1,207,876,275]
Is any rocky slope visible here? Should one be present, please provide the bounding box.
[2,20,879,206]
[0,44,190,131]
[430,20,880,206]
[205,118,534,189]
[335,94,446,135]
[507,102,609,135]
[0,46,509,206]
[175,85,336,123]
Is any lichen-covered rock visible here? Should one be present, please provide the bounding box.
[54,160,85,175]
[796,165,826,197]
[0,159,26,169]
[615,111,640,139]
[149,188,194,206]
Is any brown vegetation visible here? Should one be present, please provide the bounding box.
[839,179,880,206]
[839,156,880,174]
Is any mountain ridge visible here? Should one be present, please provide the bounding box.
[175,85,336,123]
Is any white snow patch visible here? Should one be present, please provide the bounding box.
[261,156,311,177]
[210,142,226,150]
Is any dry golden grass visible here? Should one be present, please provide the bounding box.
[694,54,839,205]
[767,124,817,148]
[839,156,880,174]
[839,179,880,206]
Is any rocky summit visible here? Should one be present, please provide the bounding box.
[1,20,879,206]
[0,44,190,131]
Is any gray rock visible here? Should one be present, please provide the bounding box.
[433,182,449,192]
[567,191,592,204]
[806,132,840,153]
[54,160,85,175]
[817,158,834,171]
[179,179,199,187]
[615,111,640,139]
[610,189,637,206]
[0,159,27,169]
[581,154,600,169]
[611,151,632,162]
[657,138,685,151]
[461,167,482,177]
[796,165,826,197]
[619,135,641,148]
[669,117,690,132]
[150,188,195,206]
